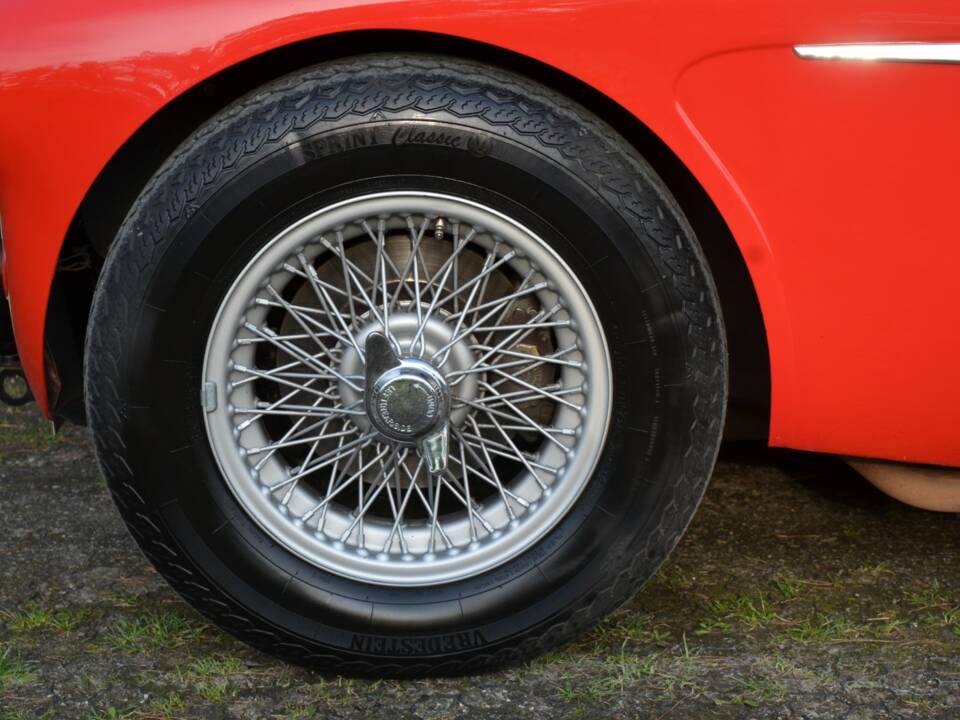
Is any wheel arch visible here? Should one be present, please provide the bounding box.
[50,29,769,435]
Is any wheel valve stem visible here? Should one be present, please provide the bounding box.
[434,217,445,241]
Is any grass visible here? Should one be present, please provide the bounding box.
[87,709,135,720]
[304,676,360,702]
[0,423,56,448]
[196,681,232,703]
[1,712,55,720]
[109,591,143,609]
[903,697,938,711]
[555,646,658,706]
[692,574,924,645]
[905,580,952,611]
[781,615,856,643]
[145,692,186,718]
[0,408,62,458]
[694,617,731,635]
[856,561,894,578]
[3,605,102,633]
[4,607,51,632]
[866,613,906,636]
[105,611,205,651]
[776,612,908,644]
[586,614,672,649]
[285,705,318,719]
[715,676,782,708]
[900,581,960,637]
[704,592,781,630]
[773,576,803,601]
[182,655,244,677]
[171,655,245,704]
[554,635,727,710]
[940,608,960,638]
[652,567,696,592]
[0,646,32,689]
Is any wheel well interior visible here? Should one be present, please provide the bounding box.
[51,30,770,436]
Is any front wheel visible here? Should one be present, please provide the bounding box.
[85,55,726,675]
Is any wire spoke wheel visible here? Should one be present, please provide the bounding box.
[203,192,612,586]
[87,56,725,673]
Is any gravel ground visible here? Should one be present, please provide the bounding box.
[1,404,958,719]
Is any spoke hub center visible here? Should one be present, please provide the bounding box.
[366,359,449,441]
[337,311,480,431]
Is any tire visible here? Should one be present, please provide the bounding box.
[85,54,726,676]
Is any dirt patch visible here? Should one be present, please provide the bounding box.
[1,405,958,719]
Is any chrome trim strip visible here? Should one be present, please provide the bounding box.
[795,43,960,64]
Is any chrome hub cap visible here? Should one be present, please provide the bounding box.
[202,192,612,586]
[335,312,479,432]
[366,359,447,441]
[363,331,453,474]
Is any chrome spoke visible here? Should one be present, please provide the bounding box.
[295,439,387,506]
[456,394,567,450]
[445,347,579,388]
[457,277,547,324]
[297,253,365,361]
[453,383,580,408]
[230,354,348,388]
[484,371,583,411]
[429,249,518,313]
[463,303,563,373]
[233,376,328,432]
[301,443,389,524]
[317,233,397,349]
[262,287,349,356]
[431,241,499,367]
[234,404,363,419]
[233,363,341,402]
[474,408,549,489]
[382,453,421,554]
[442,469,495,536]
[360,218,417,309]
[432,269,536,363]
[409,229,476,356]
[459,432,559,475]
[468,344,581,369]
[463,419,529,509]
[247,426,356,456]
[267,432,378,492]
[252,400,343,471]
[242,322,362,393]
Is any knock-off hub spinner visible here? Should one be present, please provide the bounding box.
[366,361,448,440]
[364,332,451,474]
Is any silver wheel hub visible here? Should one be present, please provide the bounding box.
[202,192,612,586]
[336,312,478,432]
[367,360,447,441]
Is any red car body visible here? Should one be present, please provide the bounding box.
[1,0,958,466]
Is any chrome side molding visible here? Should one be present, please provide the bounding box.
[794,43,960,64]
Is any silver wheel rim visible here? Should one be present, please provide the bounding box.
[202,192,612,586]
